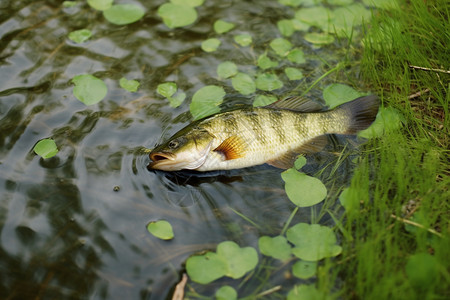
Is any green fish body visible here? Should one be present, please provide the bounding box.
[148,95,379,171]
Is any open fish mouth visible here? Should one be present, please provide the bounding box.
[150,152,175,162]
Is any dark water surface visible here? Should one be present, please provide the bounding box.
[0,0,368,298]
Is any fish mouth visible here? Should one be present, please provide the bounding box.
[150,152,175,162]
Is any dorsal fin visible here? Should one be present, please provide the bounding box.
[213,136,246,160]
[267,135,328,169]
[264,96,324,112]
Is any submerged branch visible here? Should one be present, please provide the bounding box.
[408,65,450,74]
[390,214,442,237]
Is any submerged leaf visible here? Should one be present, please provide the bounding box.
[285,67,304,80]
[87,0,113,11]
[282,169,327,207]
[72,74,107,105]
[158,3,197,28]
[259,235,292,261]
[217,61,238,79]
[253,95,277,107]
[304,33,335,45]
[287,49,306,64]
[214,20,235,34]
[119,77,140,92]
[270,38,293,56]
[190,85,225,120]
[231,72,256,95]
[168,92,186,108]
[323,83,364,108]
[255,73,283,91]
[234,34,252,47]
[287,284,328,300]
[147,220,174,240]
[216,286,237,300]
[277,19,295,37]
[186,252,227,284]
[216,241,258,279]
[257,54,279,70]
[103,4,145,25]
[292,260,317,279]
[34,139,58,159]
[201,38,221,52]
[157,82,178,98]
[68,29,92,43]
[171,0,205,7]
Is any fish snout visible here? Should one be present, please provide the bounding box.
[149,152,175,162]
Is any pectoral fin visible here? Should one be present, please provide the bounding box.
[267,135,328,169]
[214,136,246,160]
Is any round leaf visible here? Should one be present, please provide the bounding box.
[87,0,113,11]
[277,19,295,37]
[270,38,292,56]
[186,252,227,284]
[285,68,304,80]
[258,235,292,261]
[168,92,186,108]
[234,34,252,47]
[190,85,225,120]
[201,38,221,52]
[323,83,364,108]
[103,4,145,25]
[304,33,335,45]
[34,139,58,159]
[257,54,278,70]
[294,156,306,169]
[295,7,330,28]
[217,61,238,79]
[287,49,306,64]
[286,223,342,261]
[216,241,258,279]
[171,0,205,7]
[72,74,107,105]
[255,73,283,91]
[292,261,317,279]
[253,95,277,107]
[231,72,256,95]
[358,107,405,139]
[216,286,237,300]
[157,82,177,98]
[281,169,327,207]
[287,284,328,300]
[68,29,92,43]
[119,77,139,92]
[279,0,302,7]
[146,220,174,240]
[214,20,235,34]
[158,3,197,28]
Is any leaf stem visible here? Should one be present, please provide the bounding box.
[281,207,298,236]
[300,64,342,97]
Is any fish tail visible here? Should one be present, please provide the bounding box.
[338,95,379,134]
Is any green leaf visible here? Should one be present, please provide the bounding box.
[33,139,58,159]
[323,83,364,108]
[190,85,225,120]
[358,107,405,139]
[253,95,277,107]
[168,92,186,108]
[295,6,330,28]
[362,0,399,9]
[217,61,238,79]
[68,29,92,44]
[277,19,295,37]
[201,38,221,52]
[281,169,327,207]
[216,241,258,279]
[292,260,317,279]
[304,33,335,45]
[406,253,439,290]
[63,1,77,8]
[294,156,306,169]
[216,286,237,300]
[158,3,197,28]
[234,34,252,47]
[119,77,140,92]
[214,20,235,34]
[287,49,306,64]
[255,73,283,91]
[291,19,311,31]
[186,252,227,284]
[339,187,360,214]
[146,220,174,240]
[332,4,372,37]
[279,0,302,7]
[72,74,107,105]
[257,54,278,70]
[157,82,178,98]
[103,4,145,25]
[87,0,113,11]
[328,0,353,4]
[171,0,205,7]
[287,284,328,300]
[285,67,304,80]
[258,235,292,261]
[270,38,293,56]
[231,72,256,95]
[287,223,342,261]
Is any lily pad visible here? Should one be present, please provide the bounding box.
[68,29,92,43]
[257,53,279,70]
[285,68,304,80]
[190,85,225,120]
[217,241,258,279]
[186,252,227,284]
[294,156,306,169]
[358,107,405,139]
[119,77,139,92]
[304,33,335,45]
[292,260,317,279]
[270,38,293,57]
[279,0,302,7]
[158,3,197,28]
[277,19,295,37]
[231,72,256,95]
[258,235,292,261]
[281,169,327,207]
[72,74,107,105]
[339,186,361,214]
[171,0,205,7]
[323,83,364,108]
[332,4,372,37]
[168,92,186,108]
[253,95,277,107]
[255,73,283,91]
[216,286,237,300]
[217,61,238,79]
[33,139,58,159]
[214,20,235,34]
[157,82,177,98]
[87,0,113,11]
[287,223,342,261]
[234,34,252,47]
[103,4,145,25]
[295,6,330,29]
[147,220,174,240]
[287,284,328,300]
[201,38,221,52]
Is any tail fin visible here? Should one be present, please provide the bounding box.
[338,95,379,134]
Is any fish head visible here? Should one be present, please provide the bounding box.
[149,127,215,171]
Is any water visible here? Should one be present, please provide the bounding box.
[0,0,369,298]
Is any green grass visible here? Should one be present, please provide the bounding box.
[326,0,450,298]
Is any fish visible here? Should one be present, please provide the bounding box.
[148,95,379,172]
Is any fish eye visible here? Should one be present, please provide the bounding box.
[168,140,179,149]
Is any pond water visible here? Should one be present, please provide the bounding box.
[0,0,377,298]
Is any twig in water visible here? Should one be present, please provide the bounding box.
[390,214,442,237]
[407,88,430,100]
[408,65,450,74]
[255,285,282,298]
[171,273,188,300]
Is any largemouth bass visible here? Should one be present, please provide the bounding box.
[148,95,379,171]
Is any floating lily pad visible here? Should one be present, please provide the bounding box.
[295,6,330,29]
[87,0,113,11]
[33,139,58,159]
[339,186,361,214]
[68,29,92,43]
[287,223,342,261]
[217,61,238,79]
[234,34,252,47]
[63,1,77,8]
[201,38,221,52]
[190,85,225,120]
[270,38,293,57]
[287,284,328,300]
[279,0,302,7]
[171,0,205,7]
[323,83,364,108]
[292,260,317,279]
[358,107,405,139]
[168,92,186,108]
[214,20,235,34]
[277,19,295,37]
[282,169,327,207]
[291,19,311,31]
[253,95,277,107]
[119,77,139,92]
[157,82,177,98]
[103,4,145,25]
[257,54,279,70]
[217,241,258,279]
[147,220,174,240]
[304,33,335,45]
[332,4,372,37]
[216,286,237,300]
[258,235,292,261]
[72,74,107,105]
[231,72,256,95]
[158,3,197,28]
[255,73,283,91]
[294,156,306,169]
[285,68,304,80]
[186,252,227,284]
